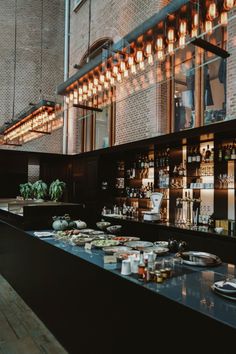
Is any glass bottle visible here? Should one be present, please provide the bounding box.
[188,147,192,163]
[138,251,145,281]
[201,148,206,163]
[218,145,223,162]
[231,141,236,160]
[205,145,211,163]
[225,145,231,161]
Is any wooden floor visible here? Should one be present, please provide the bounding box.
[0,274,67,354]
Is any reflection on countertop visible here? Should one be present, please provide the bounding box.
[27,230,236,330]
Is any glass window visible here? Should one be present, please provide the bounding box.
[174,45,195,132]
[203,27,226,125]
[95,105,111,149]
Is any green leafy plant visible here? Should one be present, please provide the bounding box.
[49,179,66,202]
[32,180,48,200]
[19,182,33,200]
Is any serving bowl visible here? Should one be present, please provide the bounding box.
[96,221,111,230]
[106,225,122,234]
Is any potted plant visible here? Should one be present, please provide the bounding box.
[32,180,48,201]
[49,179,66,202]
[19,182,33,200]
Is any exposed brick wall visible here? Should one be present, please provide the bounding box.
[69,0,170,152]
[0,0,64,153]
[227,8,236,120]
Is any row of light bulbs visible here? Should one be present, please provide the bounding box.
[4,110,57,142]
[65,0,235,107]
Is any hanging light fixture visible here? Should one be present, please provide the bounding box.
[208,2,217,20]
[57,0,232,109]
[224,0,234,10]
[83,79,88,93]
[136,49,143,63]
[0,0,61,146]
[220,11,228,25]
[205,19,213,34]
[167,27,175,55]
[167,28,175,43]
[1,101,60,145]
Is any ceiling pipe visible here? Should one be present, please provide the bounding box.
[62,0,70,154]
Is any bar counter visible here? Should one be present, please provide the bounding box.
[0,219,236,353]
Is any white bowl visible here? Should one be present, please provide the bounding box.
[214,227,224,234]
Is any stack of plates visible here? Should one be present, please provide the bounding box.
[211,280,236,301]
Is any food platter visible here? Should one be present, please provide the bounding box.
[103,246,132,254]
[114,250,140,260]
[71,236,94,246]
[91,239,120,248]
[112,236,140,243]
[178,251,222,266]
[124,241,153,250]
[154,241,169,248]
[90,230,105,236]
[79,229,95,234]
[145,246,169,255]
[106,225,122,234]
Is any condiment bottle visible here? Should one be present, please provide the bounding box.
[142,258,149,282]
[138,251,145,281]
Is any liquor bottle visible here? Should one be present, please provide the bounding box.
[143,259,150,283]
[205,145,211,163]
[155,153,160,168]
[231,141,236,160]
[224,145,231,161]
[218,145,223,162]
[196,147,201,163]
[210,148,214,162]
[138,251,145,281]
[166,148,170,166]
[192,147,196,162]
[201,148,206,163]
[137,155,142,169]
[141,155,145,169]
[188,148,192,163]
[145,156,149,168]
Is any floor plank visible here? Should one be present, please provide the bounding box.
[0,274,67,354]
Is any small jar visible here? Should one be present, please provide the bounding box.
[164,267,172,278]
[160,269,168,279]
[155,271,163,283]
[149,271,155,282]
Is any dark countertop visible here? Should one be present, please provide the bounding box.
[103,214,236,242]
[27,230,236,330]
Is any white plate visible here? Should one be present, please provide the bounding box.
[211,285,236,301]
[124,241,153,250]
[154,241,169,248]
[80,229,95,234]
[213,280,236,294]
[34,231,53,238]
[91,239,120,248]
[103,246,132,254]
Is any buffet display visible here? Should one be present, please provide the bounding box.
[32,217,236,300]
